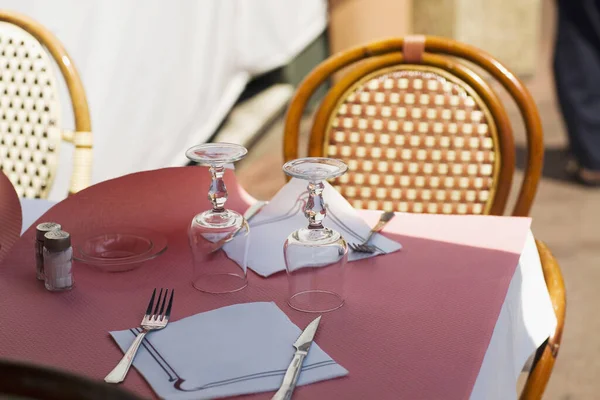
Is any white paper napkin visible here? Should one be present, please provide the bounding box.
[230,178,402,277]
[110,302,348,400]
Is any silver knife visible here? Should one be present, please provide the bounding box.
[272,316,322,400]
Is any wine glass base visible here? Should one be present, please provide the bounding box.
[186,143,248,164]
[192,273,247,294]
[194,209,243,229]
[282,157,348,181]
[288,290,344,313]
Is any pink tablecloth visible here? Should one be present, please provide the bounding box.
[0,167,532,399]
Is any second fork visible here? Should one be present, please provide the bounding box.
[349,211,395,253]
[104,288,174,384]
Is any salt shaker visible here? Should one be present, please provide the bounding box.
[35,222,62,280]
[43,230,74,291]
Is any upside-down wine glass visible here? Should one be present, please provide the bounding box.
[282,157,348,313]
[186,143,249,294]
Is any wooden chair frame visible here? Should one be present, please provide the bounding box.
[283,36,543,217]
[0,10,92,196]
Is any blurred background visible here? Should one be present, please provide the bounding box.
[1,0,597,397]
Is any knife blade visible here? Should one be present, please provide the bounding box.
[272,316,322,400]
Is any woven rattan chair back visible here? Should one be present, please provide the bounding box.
[0,10,91,198]
[284,36,543,216]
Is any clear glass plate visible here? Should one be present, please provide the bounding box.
[80,232,153,261]
[73,227,167,272]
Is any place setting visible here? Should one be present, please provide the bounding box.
[108,295,347,399]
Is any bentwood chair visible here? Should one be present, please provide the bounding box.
[283,35,565,399]
[0,360,142,400]
[0,10,92,198]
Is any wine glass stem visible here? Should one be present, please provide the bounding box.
[209,165,227,212]
[305,180,326,229]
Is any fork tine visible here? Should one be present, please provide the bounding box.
[164,289,175,319]
[145,288,157,316]
[349,242,379,253]
[356,244,369,253]
[158,289,169,317]
[153,288,164,316]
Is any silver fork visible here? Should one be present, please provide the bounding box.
[348,211,396,254]
[104,288,175,384]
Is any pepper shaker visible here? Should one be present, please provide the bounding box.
[43,230,74,291]
[35,222,62,280]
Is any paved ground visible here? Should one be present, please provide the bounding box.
[236,3,598,398]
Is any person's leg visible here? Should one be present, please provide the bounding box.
[554,0,600,178]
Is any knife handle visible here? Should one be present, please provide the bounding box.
[272,351,306,400]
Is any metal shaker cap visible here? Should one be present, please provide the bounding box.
[36,222,62,241]
[44,230,71,252]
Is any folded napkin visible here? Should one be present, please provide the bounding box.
[230,178,402,277]
[110,302,348,400]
